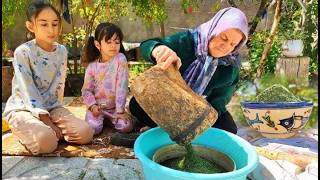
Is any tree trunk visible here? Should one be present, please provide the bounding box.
[256,0,282,79]
[160,22,165,38]
[106,0,111,21]
[246,0,269,47]
[227,0,237,7]
[70,0,77,48]
[296,0,307,29]
[55,0,64,43]
[82,1,102,45]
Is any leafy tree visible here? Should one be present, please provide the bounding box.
[2,0,28,31]
[2,0,28,52]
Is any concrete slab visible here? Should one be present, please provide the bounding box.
[115,159,144,178]
[2,156,144,180]
[2,157,89,179]
[2,156,25,176]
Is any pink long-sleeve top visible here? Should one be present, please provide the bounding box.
[81,53,129,113]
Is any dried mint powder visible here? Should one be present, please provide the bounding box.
[255,84,301,102]
[160,144,226,174]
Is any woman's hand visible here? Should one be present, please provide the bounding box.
[115,112,132,122]
[152,45,182,70]
[113,112,134,133]
[39,114,63,140]
[90,104,100,117]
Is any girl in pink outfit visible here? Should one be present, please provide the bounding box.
[81,22,133,135]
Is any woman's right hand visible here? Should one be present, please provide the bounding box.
[91,105,100,117]
[152,45,182,70]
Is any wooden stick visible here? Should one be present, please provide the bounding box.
[255,146,318,169]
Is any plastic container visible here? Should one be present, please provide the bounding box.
[134,127,258,180]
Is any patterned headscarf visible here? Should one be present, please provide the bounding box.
[183,7,249,95]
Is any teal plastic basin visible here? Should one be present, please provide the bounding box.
[134,127,258,180]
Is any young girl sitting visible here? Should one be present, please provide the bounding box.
[2,1,94,155]
[81,22,133,135]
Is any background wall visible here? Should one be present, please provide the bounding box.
[3,0,274,61]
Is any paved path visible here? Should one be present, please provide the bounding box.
[2,156,144,180]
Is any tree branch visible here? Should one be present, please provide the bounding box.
[227,0,237,7]
[256,0,282,79]
[84,0,102,41]
[295,0,307,28]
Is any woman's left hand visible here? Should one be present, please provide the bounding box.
[113,112,134,133]
[115,112,132,121]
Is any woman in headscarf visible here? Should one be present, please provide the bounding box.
[130,7,249,134]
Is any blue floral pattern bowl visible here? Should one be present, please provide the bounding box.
[240,101,313,138]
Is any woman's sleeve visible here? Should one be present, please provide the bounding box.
[81,63,97,109]
[12,48,48,118]
[115,54,129,113]
[206,70,240,116]
[139,31,194,64]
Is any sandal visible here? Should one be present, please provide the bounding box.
[110,132,140,148]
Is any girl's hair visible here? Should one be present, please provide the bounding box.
[81,22,126,66]
[26,0,61,41]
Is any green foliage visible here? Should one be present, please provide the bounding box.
[129,0,202,26]
[278,0,318,73]
[236,67,254,91]
[2,0,28,30]
[278,0,304,40]
[2,41,8,57]
[180,0,200,9]
[62,27,86,48]
[129,63,152,79]
[302,0,318,73]
[63,0,130,49]
[258,73,290,91]
[2,0,28,50]
[229,97,247,126]
[248,31,282,74]
[130,0,167,26]
[128,62,152,86]
[62,0,203,48]
[245,0,318,80]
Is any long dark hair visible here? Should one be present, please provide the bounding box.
[26,0,61,41]
[81,22,126,67]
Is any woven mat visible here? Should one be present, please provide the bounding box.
[2,126,136,158]
[2,102,137,158]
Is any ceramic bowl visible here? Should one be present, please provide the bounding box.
[240,101,313,138]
